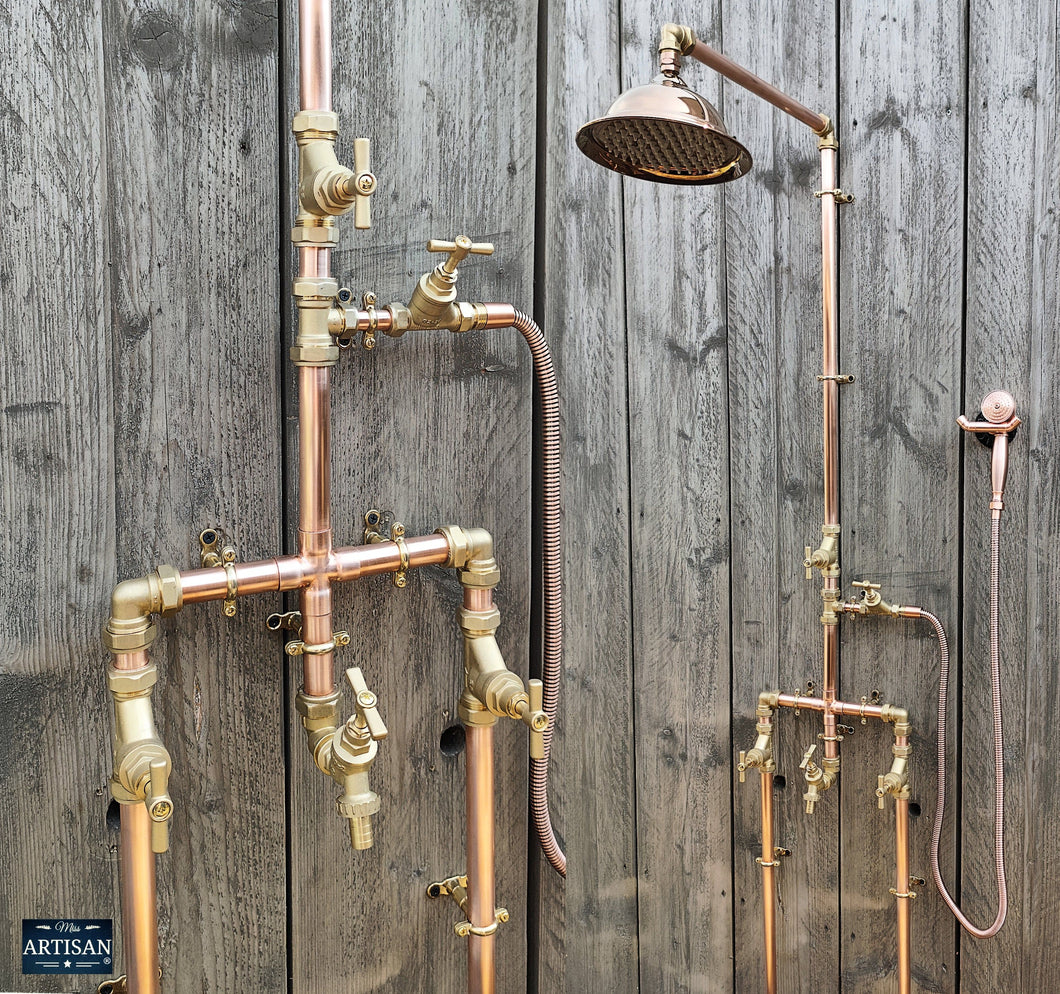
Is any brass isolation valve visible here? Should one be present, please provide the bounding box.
[330,667,388,850]
[738,701,776,782]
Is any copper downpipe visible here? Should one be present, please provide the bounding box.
[120,804,161,994]
[759,770,778,994]
[921,522,1009,937]
[511,311,566,877]
[466,723,496,994]
[895,792,911,994]
[299,0,331,111]
[115,649,160,994]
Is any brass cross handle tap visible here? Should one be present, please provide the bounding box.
[347,667,388,741]
[427,235,494,274]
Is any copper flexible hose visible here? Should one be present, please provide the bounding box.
[926,515,1007,936]
[511,311,566,877]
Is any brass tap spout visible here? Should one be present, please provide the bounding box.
[799,744,839,814]
[297,668,388,850]
[843,580,903,617]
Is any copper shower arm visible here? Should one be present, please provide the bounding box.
[660,23,832,137]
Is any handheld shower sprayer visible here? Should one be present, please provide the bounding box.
[957,389,1021,516]
[926,390,1020,939]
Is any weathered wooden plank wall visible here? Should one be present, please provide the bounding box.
[3,0,1059,992]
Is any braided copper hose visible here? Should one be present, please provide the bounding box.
[926,515,1007,936]
[511,311,566,877]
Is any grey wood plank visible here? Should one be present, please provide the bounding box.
[838,1,966,991]
[960,0,1057,987]
[720,4,841,992]
[282,2,538,991]
[535,0,636,990]
[617,6,733,989]
[0,3,118,990]
[101,2,286,991]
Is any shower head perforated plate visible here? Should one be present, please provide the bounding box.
[576,78,752,185]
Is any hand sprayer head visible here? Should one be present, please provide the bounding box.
[576,73,752,185]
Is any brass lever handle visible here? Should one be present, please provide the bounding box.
[351,138,376,229]
[145,758,173,854]
[346,667,388,741]
[427,235,494,274]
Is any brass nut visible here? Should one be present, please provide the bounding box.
[458,565,501,589]
[457,606,501,635]
[102,622,158,654]
[155,565,182,615]
[292,277,339,299]
[295,690,341,720]
[291,225,339,247]
[290,344,339,366]
[336,793,381,819]
[292,110,339,135]
[107,663,158,696]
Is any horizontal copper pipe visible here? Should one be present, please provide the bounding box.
[775,693,894,721]
[689,39,830,134]
[178,533,452,604]
[482,303,517,328]
[333,534,451,579]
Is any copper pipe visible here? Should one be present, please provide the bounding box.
[298,246,331,281]
[774,693,905,723]
[760,769,778,994]
[464,586,494,612]
[298,364,334,696]
[120,803,160,994]
[299,0,331,112]
[688,39,830,134]
[819,148,840,528]
[895,792,911,994]
[333,534,451,580]
[465,724,496,994]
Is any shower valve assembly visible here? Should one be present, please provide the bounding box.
[579,20,1018,994]
[101,3,564,994]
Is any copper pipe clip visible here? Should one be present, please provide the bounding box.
[814,187,855,204]
[755,847,789,869]
[817,373,855,384]
[391,522,409,588]
[454,908,510,938]
[285,631,351,656]
[223,563,238,618]
[889,887,917,901]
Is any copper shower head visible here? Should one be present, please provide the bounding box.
[576,74,752,185]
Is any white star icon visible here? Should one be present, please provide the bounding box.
[64,960,72,968]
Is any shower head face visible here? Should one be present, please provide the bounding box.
[576,76,753,185]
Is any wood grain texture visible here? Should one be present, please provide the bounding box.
[960,0,1057,987]
[839,1,966,991]
[281,1,538,992]
[721,3,840,993]
[535,0,636,990]
[619,5,733,989]
[101,0,287,990]
[0,2,118,990]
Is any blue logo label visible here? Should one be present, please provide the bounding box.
[21,919,113,974]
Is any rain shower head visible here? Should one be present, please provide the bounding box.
[575,74,752,185]
[577,23,832,186]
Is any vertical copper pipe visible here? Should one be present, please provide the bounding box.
[113,652,159,993]
[820,146,839,527]
[895,794,911,994]
[299,0,331,111]
[820,146,841,755]
[120,804,160,994]
[466,724,496,994]
[759,770,778,994]
[299,365,333,696]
